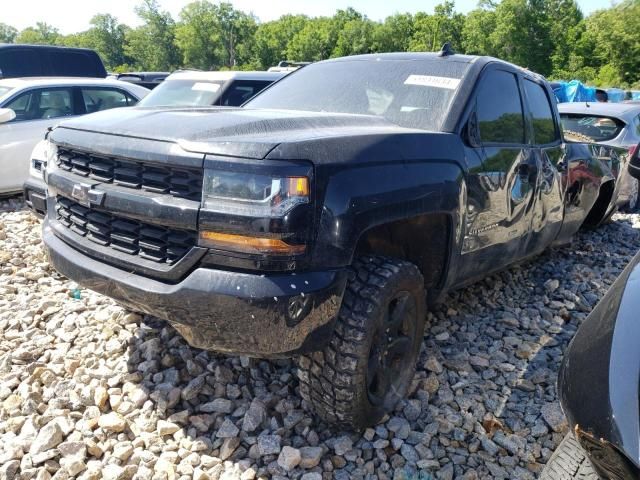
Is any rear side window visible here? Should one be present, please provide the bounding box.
[218,80,273,106]
[560,114,625,142]
[80,88,133,113]
[0,49,43,77]
[524,79,558,144]
[476,70,525,144]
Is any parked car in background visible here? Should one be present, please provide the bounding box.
[541,155,640,479]
[0,44,107,79]
[137,70,287,108]
[108,72,169,90]
[267,60,311,72]
[0,77,148,196]
[42,50,626,428]
[559,102,640,209]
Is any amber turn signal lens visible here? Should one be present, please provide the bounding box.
[199,231,306,255]
[288,177,309,197]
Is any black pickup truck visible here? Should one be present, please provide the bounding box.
[42,51,625,428]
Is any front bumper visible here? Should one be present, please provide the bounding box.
[23,177,47,218]
[43,219,348,357]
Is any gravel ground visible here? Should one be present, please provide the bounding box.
[1,196,639,480]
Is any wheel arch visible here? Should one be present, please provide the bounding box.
[353,212,452,291]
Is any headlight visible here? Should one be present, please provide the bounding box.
[199,168,311,256]
[201,169,309,217]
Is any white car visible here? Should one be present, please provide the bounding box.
[0,77,149,195]
[137,70,287,108]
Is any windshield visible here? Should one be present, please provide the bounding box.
[246,58,470,131]
[560,113,626,142]
[138,79,225,107]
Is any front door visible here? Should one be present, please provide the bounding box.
[456,67,538,283]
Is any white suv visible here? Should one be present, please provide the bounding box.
[0,77,149,196]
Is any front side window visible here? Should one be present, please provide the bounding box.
[4,88,73,122]
[560,114,625,142]
[476,70,525,144]
[246,59,470,132]
[81,88,131,113]
[524,79,558,145]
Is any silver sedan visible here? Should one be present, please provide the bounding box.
[559,102,640,209]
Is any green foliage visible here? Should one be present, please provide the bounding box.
[176,1,223,69]
[6,0,640,87]
[0,23,18,43]
[372,14,414,52]
[286,17,336,62]
[252,15,309,69]
[16,22,59,45]
[409,2,465,52]
[462,9,497,55]
[125,0,180,71]
[86,14,130,70]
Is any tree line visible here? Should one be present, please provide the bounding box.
[1,0,639,88]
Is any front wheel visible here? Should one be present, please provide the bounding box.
[297,255,426,429]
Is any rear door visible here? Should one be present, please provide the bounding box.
[521,78,565,253]
[78,87,138,114]
[456,66,538,282]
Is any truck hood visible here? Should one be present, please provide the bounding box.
[53,106,413,160]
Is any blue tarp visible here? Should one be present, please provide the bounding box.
[553,80,597,103]
[631,91,640,100]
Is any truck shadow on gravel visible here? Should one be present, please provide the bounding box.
[119,215,640,480]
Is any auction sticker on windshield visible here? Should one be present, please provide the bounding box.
[192,82,221,92]
[404,75,460,89]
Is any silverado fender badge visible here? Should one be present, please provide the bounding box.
[71,183,105,208]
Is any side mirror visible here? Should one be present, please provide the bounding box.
[0,108,15,124]
[628,144,640,180]
[466,112,481,148]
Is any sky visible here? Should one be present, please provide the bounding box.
[3,0,616,34]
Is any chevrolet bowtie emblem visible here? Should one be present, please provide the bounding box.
[71,183,105,207]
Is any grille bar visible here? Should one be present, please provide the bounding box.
[57,148,203,201]
[55,196,197,265]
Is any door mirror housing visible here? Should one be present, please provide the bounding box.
[0,108,15,124]
[466,111,481,148]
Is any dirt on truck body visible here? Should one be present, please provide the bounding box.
[42,49,630,429]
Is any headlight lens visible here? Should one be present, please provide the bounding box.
[200,168,311,256]
[202,169,309,217]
